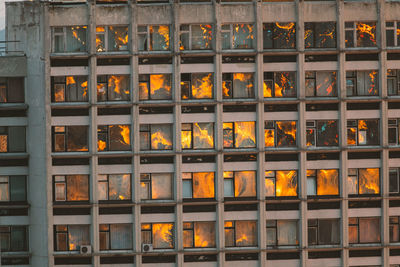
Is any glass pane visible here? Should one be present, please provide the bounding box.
[316,72,337,97]
[277,220,297,245]
[276,170,297,197]
[108,75,130,101]
[347,175,358,195]
[316,120,338,147]
[359,218,380,243]
[234,121,256,148]
[183,229,193,248]
[194,222,215,248]
[225,228,234,247]
[66,126,88,152]
[66,175,89,201]
[266,228,276,245]
[390,169,399,193]
[55,183,66,201]
[66,26,87,52]
[191,73,213,99]
[183,180,192,198]
[152,223,174,248]
[348,225,358,244]
[56,233,68,251]
[359,168,380,194]
[193,123,214,149]
[151,124,173,150]
[110,224,132,249]
[275,72,296,97]
[232,73,254,98]
[109,125,131,151]
[191,25,213,50]
[265,177,275,197]
[224,179,234,197]
[151,173,172,199]
[318,219,340,245]
[108,26,129,51]
[193,172,215,198]
[8,127,25,152]
[235,221,257,246]
[109,174,131,200]
[317,169,339,195]
[307,177,316,196]
[356,22,376,47]
[150,25,170,51]
[68,225,90,251]
[276,121,297,147]
[98,180,108,201]
[232,24,254,49]
[11,226,27,251]
[234,171,256,197]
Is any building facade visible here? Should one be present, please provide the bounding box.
[2,0,400,266]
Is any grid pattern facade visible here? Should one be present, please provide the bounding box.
[3,0,400,266]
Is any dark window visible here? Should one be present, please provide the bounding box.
[52,76,88,102]
[99,224,132,250]
[141,223,174,249]
[97,125,131,151]
[345,22,377,48]
[225,221,257,247]
[305,71,337,97]
[305,22,336,48]
[180,24,213,50]
[138,25,170,51]
[0,176,26,202]
[306,120,338,147]
[223,121,256,148]
[140,124,173,150]
[263,23,296,49]
[97,75,130,101]
[183,221,216,248]
[386,21,400,47]
[54,175,89,202]
[347,168,380,196]
[346,70,379,96]
[221,24,255,49]
[389,168,400,194]
[181,73,213,100]
[54,225,90,251]
[183,172,215,199]
[389,119,400,145]
[139,74,172,100]
[265,120,297,148]
[52,26,87,53]
[388,69,400,96]
[96,26,129,52]
[349,217,380,244]
[0,126,26,153]
[222,73,255,99]
[390,216,400,242]
[266,220,298,246]
[265,170,298,197]
[181,123,214,149]
[0,77,24,103]
[263,72,296,98]
[224,171,256,198]
[0,226,28,252]
[308,219,340,245]
[98,174,131,201]
[347,119,379,146]
[140,173,173,200]
[52,126,88,152]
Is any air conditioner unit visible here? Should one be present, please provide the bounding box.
[79,245,92,254]
[142,243,153,252]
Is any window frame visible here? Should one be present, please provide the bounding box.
[308,218,340,245]
[183,221,216,248]
[0,126,26,153]
[96,25,129,52]
[349,217,381,244]
[223,121,256,149]
[263,22,297,49]
[386,21,400,47]
[0,225,28,252]
[51,76,89,103]
[346,70,379,97]
[54,224,90,251]
[263,71,297,98]
[98,174,132,201]
[304,21,337,49]
[52,26,88,53]
[0,77,24,103]
[180,72,214,100]
[224,170,257,199]
[347,168,380,196]
[181,122,214,150]
[139,124,173,151]
[306,169,339,197]
[138,25,171,51]
[387,69,400,96]
[97,124,131,152]
[99,223,133,250]
[52,125,89,152]
[53,175,90,203]
[141,222,175,249]
[97,74,130,102]
[139,74,172,101]
[179,24,213,51]
[222,73,255,99]
[305,71,338,97]
[346,119,380,146]
[266,220,298,247]
[224,220,258,247]
[182,172,215,200]
[345,21,377,48]
[221,23,255,50]
[306,120,339,147]
[264,120,297,148]
[140,173,174,201]
[265,170,298,198]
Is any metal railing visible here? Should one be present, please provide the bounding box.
[0,40,25,56]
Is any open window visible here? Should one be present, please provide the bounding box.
[221,24,254,49]
[0,176,26,203]
[308,219,339,245]
[141,223,174,249]
[266,220,298,246]
[96,26,129,52]
[97,125,130,151]
[222,73,254,99]
[305,22,336,48]
[139,74,172,100]
[180,24,213,50]
[0,77,24,103]
[138,25,170,51]
[140,173,173,200]
[98,174,131,201]
[346,70,378,96]
[183,221,215,248]
[52,26,87,53]
[181,73,213,100]
[0,126,26,153]
[100,224,132,250]
[263,72,296,98]
[305,71,337,97]
[225,220,257,247]
[140,124,173,150]
[349,217,380,244]
[347,119,379,146]
[265,170,298,197]
[307,169,339,196]
[0,226,28,252]
[264,120,297,148]
[345,22,377,48]
[263,23,296,49]
[54,175,89,202]
[347,168,380,196]
[181,123,214,149]
[97,75,130,101]
[183,172,215,200]
[306,120,338,147]
[54,225,90,251]
[223,121,256,149]
[224,171,256,198]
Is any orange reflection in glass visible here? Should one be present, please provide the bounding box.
[276,170,297,196]
[317,169,339,195]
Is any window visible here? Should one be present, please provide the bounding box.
[141,223,174,249]
[223,121,256,148]
[304,22,336,48]
[265,170,298,197]
[0,77,24,103]
[0,176,26,202]
[345,22,377,48]
[0,126,25,153]
[182,172,215,199]
[54,225,90,251]
[387,69,400,96]
[224,171,256,198]
[52,26,87,53]
[96,26,129,52]
[221,24,255,49]
[263,23,296,49]
[306,120,338,147]
[305,71,337,97]
[181,73,213,99]
[97,75,130,101]
[347,119,379,146]
[346,70,378,96]
[52,76,88,102]
[98,174,131,201]
[97,125,130,151]
[389,119,400,145]
[0,226,28,252]
[307,169,339,196]
[140,173,173,200]
[52,126,88,152]
[263,72,296,98]
[222,73,254,99]
[349,217,380,244]
[266,220,298,246]
[225,220,257,247]
[99,224,132,250]
[347,168,380,195]
[181,123,214,149]
[138,25,170,51]
[264,120,297,148]
[386,21,400,47]
[140,124,173,150]
[139,74,172,100]
[390,216,400,242]
[54,175,89,202]
[183,221,215,248]
[308,219,340,245]
[180,24,213,50]
[389,168,400,194]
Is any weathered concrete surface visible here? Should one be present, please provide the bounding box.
[0,56,27,77]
